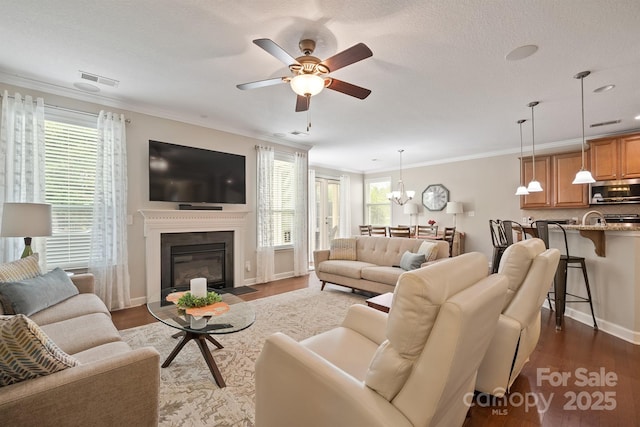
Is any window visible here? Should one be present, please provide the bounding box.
[43,110,98,270]
[365,177,391,225]
[273,152,295,247]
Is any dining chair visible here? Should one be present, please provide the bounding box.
[443,227,456,257]
[370,226,388,236]
[389,226,411,238]
[416,225,438,238]
[359,225,371,236]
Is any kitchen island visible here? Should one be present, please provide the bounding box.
[544,224,640,344]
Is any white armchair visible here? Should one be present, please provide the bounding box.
[255,252,508,427]
[475,238,560,396]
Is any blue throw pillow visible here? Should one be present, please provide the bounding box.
[400,251,426,271]
[0,268,79,316]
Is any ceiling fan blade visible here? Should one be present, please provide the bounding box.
[253,38,300,66]
[326,79,371,99]
[320,43,373,72]
[295,95,310,112]
[236,77,288,90]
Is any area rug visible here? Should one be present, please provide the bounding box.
[120,286,367,427]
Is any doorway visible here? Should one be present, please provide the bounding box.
[314,178,340,251]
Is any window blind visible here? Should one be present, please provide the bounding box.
[44,119,98,270]
[273,153,295,246]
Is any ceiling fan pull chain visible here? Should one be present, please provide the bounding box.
[306,95,312,132]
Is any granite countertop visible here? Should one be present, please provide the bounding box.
[562,224,640,232]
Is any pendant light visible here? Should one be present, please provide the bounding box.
[572,71,596,184]
[515,119,529,195]
[526,101,543,192]
[386,149,415,206]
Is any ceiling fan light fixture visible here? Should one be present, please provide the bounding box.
[290,74,325,96]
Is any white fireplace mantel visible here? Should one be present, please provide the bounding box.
[139,209,249,301]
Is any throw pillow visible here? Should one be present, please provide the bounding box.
[329,238,357,261]
[0,253,42,282]
[0,268,79,316]
[399,251,426,271]
[0,314,80,387]
[417,241,440,262]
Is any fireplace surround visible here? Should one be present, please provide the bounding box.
[140,209,248,302]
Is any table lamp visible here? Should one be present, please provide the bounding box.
[446,201,463,228]
[1,202,52,258]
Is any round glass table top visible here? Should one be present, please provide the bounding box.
[147,287,256,335]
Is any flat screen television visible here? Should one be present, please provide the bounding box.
[149,140,246,204]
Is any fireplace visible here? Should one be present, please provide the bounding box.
[140,209,248,302]
[161,231,234,292]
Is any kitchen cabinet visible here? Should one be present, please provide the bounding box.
[520,155,552,208]
[589,132,640,180]
[520,151,589,209]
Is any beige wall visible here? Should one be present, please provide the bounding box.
[1,83,307,302]
[366,154,524,262]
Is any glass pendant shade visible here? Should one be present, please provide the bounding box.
[515,185,529,196]
[290,74,325,96]
[573,169,595,184]
[527,180,543,192]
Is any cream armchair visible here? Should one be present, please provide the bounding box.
[255,253,508,427]
[475,238,560,396]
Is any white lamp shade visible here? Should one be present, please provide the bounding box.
[1,203,52,237]
[572,169,596,184]
[290,74,325,96]
[515,185,530,196]
[527,180,543,192]
[403,203,418,215]
[445,201,463,214]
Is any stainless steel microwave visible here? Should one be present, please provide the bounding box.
[590,178,640,205]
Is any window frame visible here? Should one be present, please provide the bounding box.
[272,151,295,249]
[364,176,392,226]
[43,107,98,271]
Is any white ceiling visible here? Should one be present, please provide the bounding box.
[1,0,639,173]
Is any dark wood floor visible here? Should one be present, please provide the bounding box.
[112,274,639,426]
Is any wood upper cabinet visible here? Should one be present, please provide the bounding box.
[520,151,589,209]
[521,155,553,208]
[589,132,640,180]
[553,151,590,207]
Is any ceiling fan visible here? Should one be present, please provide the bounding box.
[236,38,373,112]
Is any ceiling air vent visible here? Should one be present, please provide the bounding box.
[289,131,309,136]
[78,71,119,87]
[590,120,621,128]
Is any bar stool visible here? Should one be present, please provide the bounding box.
[533,221,598,330]
[489,220,508,273]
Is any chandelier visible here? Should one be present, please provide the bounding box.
[387,149,415,206]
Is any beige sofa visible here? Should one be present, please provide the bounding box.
[0,273,160,427]
[314,236,450,294]
[255,253,509,427]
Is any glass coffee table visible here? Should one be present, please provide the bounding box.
[147,287,256,388]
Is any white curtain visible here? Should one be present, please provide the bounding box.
[307,169,316,265]
[339,174,351,238]
[88,111,130,310]
[293,152,308,276]
[0,91,46,263]
[255,145,275,283]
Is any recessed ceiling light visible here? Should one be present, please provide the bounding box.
[273,133,286,138]
[505,45,539,61]
[594,84,615,93]
[73,82,100,93]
